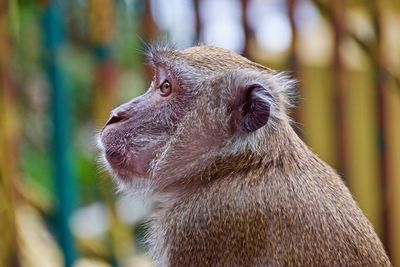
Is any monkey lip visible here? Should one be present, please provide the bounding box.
[104,149,126,166]
[105,149,123,159]
[103,148,149,180]
[104,149,134,178]
[99,129,155,180]
[104,149,126,169]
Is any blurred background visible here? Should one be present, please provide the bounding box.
[0,0,399,266]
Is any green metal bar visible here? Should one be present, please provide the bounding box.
[42,1,78,266]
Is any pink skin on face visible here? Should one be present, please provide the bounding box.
[100,65,183,181]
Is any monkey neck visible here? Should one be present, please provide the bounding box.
[260,122,311,162]
[237,122,312,174]
[154,122,312,203]
[149,123,322,263]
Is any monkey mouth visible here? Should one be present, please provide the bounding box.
[104,149,126,168]
[102,146,151,181]
[98,131,155,181]
[105,149,123,159]
[98,130,138,179]
[99,129,127,168]
[104,149,136,180]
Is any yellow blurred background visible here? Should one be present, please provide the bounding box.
[0,0,399,266]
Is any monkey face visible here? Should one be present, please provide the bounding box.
[99,63,193,182]
[99,45,293,191]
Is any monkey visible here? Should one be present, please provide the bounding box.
[98,44,391,266]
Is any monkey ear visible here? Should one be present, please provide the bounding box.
[234,84,272,133]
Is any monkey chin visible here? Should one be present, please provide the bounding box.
[97,130,152,175]
[96,134,153,191]
[99,151,154,197]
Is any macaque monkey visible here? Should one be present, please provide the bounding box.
[98,44,391,266]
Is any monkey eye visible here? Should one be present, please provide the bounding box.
[159,80,172,96]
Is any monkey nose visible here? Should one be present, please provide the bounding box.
[104,112,126,127]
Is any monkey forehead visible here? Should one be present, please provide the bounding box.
[182,46,272,71]
[147,44,273,73]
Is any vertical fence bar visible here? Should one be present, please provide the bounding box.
[89,0,119,124]
[194,0,201,43]
[141,0,158,79]
[42,1,78,266]
[241,0,252,59]
[287,0,298,72]
[0,1,19,266]
[287,0,303,131]
[369,0,391,258]
[331,0,348,181]
[142,0,158,42]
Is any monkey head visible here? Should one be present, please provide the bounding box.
[98,45,294,196]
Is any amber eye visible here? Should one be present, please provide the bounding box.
[159,80,172,96]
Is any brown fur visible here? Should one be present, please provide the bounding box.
[153,125,390,266]
[100,45,391,267]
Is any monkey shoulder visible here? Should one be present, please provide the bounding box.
[161,171,390,266]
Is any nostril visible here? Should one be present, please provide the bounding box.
[105,113,125,126]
